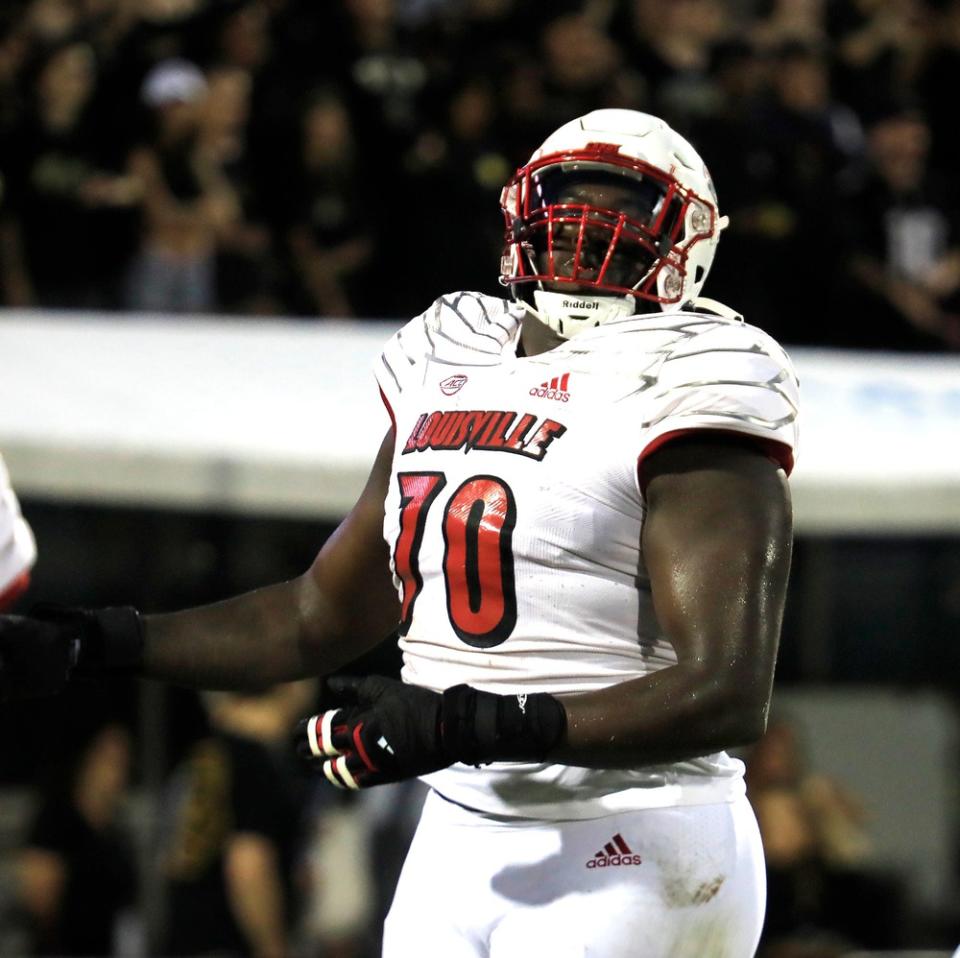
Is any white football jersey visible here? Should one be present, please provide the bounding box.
[0,452,36,602]
[375,291,799,819]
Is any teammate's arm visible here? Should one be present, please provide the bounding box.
[0,431,399,697]
[552,434,792,768]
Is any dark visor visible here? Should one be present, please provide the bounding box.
[528,167,676,233]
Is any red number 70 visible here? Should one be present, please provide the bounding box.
[393,472,518,648]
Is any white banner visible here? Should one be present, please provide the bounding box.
[1,311,958,533]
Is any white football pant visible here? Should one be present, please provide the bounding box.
[383,789,765,958]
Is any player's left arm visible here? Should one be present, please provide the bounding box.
[298,434,791,788]
[552,433,792,768]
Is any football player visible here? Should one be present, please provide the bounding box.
[0,452,35,614]
[0,110,798,956]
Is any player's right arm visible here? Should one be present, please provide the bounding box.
[0,430,399,698]
[141,429,399,688]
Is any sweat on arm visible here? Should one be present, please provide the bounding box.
[551,434,793,769]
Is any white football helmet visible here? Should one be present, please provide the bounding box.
[499,109,728,338]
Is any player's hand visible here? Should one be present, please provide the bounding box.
[295,675,449,789]
[0,614,79,702]
[0,605,142,703]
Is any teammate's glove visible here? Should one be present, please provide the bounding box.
[0,605,143,703]
[295,674,567,790]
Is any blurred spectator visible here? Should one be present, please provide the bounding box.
[125,58,239,313]
[213,0,272,74]
[538,14,631,129]
[161,682,314,958]
[338,0,429,149]
[199,64,278,313]
[750,41,863,342]
[749,0,827,50]
[300,791,374,958]
[401,76,510,298]
[298,777,429,958]
[0,0,955,349]
[689,40,788,331]
[495,55,553,173]
[17,722,137,956]
[838,105,960,349]
[917,0,960,175]
[0,39,141,308]
[625,0,728,124]
[88,0,210,146]
[20,0,82,47]
[747,716,904,952]
[0,13,31,131]
[827,0,931,113]
[281,88,376,318]
[765,41,864,162]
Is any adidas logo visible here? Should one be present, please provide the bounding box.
[529,372,571,402]
[585,833,642,869]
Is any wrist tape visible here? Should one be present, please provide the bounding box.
[440,684,566,765]
[82,606,144,674]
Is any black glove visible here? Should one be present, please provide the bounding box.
[0,605,142,703]
[295,675,445,789]
[295,675,566,790]
[0,615,78,701]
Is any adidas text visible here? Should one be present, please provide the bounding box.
[530,372,571,402]
[529,387,570,402]
[586,854,643,869]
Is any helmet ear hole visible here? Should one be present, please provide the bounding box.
[695,265,704,283]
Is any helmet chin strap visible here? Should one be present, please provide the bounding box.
[526,289,637,339]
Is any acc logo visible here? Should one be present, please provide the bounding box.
[440,374,468,396]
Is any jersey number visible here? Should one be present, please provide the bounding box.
[395,472,517,648]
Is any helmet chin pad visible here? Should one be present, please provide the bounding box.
[526,289,636,339]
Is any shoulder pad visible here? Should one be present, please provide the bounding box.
[689,297,744,323]
[376,292,521,413]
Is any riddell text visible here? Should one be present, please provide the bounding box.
[402,410,567,461]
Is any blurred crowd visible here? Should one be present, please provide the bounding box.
[0,0,959,349]
[5,684,425,957]
[5,702,914,957]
